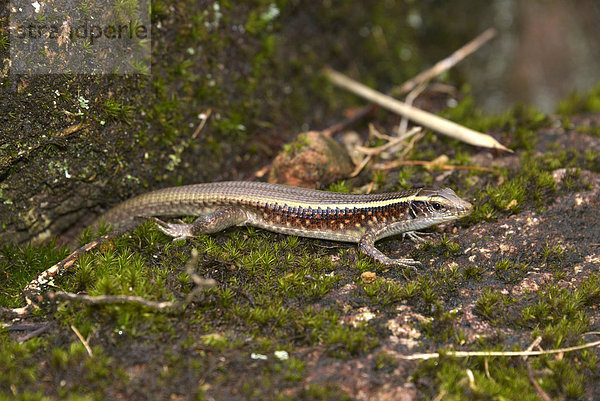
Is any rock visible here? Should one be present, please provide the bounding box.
[269,131,354,188]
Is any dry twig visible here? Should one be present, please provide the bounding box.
[391,28,497,96]
[395,339,600,360]
[527,362,552,401]
[44,249,215,313]
[374,159,499,174]
[71,325,93,357]
[521,336,552,401]
[191,109,212,139]
[15,323,52,342]
[349,154,372,178]
[0,227,216,319]
[324,67,510,152]
[350,125,423,177]
[356,127,422,156]
[522,336,543,361]
[56,122,91,137]
[396,83,427,138]
[0,225,133,319]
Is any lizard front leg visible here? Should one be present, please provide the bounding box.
[358,229,422,268]
[154,207,248,240]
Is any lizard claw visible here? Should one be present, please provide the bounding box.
[391,258,422,273]
[152,217,195,240]
[402,231,430,243]
[392,258,422,267]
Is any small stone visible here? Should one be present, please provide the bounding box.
[361,271,377,283]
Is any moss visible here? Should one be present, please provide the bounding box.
[520,281,597,345]
[461,264,485,281]
[494,258,529,284]
[373,351,398,372]
[31,219,358,361]
[0,333,44,392]
[576,124,600,137]
[467,151,564,223]
[371,170,387,188]
[282,133,311,156]
[487,177,527,214]
[244,2,283,36]
[396,166,417,189]
[474,287,516,326]
[359,277,408,307]
[326,180,351,194]
[297,383,352,401]
[420,303,463,343]
[410,235,462,269]
[0,329,124,400]
[101,99,134,123]
[556,84,600,116]
[0,33,8,53]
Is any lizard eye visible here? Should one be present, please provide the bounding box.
[432,202,442,210]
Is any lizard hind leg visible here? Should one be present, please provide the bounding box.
[154,207,248,240]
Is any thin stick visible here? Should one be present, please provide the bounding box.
[325,67,510,152]
[44,248,216,313]
[397,83,427,138]
[16,323,52,342]
[374,159,499,173]
[395,339,600,360]
[369,123,394,141]
[349,154,372,178]
[397,131,425,159]
[484,359,493,381]
[356,127,422,156]
[527,362,552,401]
[0,225,133,319]
[49,293,187,311]
[191,109,212,139]
[522,336,543,361]
[392,28,497,96]
[56,122,91,137]
[334,27,497,141]
[71,325,93,357]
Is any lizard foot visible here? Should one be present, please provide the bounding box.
[152,217,195,240]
